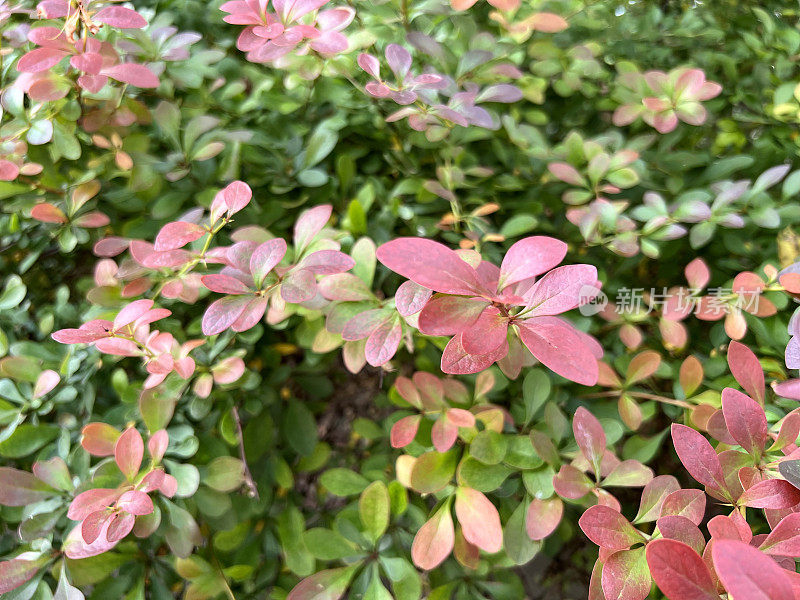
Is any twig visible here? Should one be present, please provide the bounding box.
[232,405,259,500]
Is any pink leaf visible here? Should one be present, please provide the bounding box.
[365,318,402,367]
[684,258,710,290]
[201,274,252,295]
[440,333,507,375]
[148,430,169,463]
[411,504,455,570]
[154,221,205,251]
[294,204,332,253]
[342,309,390,341]
[67,488,120,521]
[17,47,68,73]
[573,406,606,469]
[461,306,508,355]
[376,238,481,295]
[394,280,432,316]
[526,497,563,540]
[30,203,67,224]
[116,490,154,515]
[72,211,110,228]
[454,487,502,553]
[578,505,643,550]
[32,369,59,399]
[727,341,765,404]
[93,6,147,28]
[300,250,355,275]
[721,387,767,456]
[548,162,586,186]
[517,316,599,385]
[81,422,121,456]
[230,296,268,332]
[670,424,727,497]
[553,464,594,499]
[250,238,288,285]
[280,269,317,303]
[202,295,251,335]
[113,299,154,329]
[63,521,118,559]
[646,538,718,600]
[524,264,598,316]
[103,63,160,88]
[418,295,489,336]
[0,559,46,594]
[115,428,144,481]
[497,236,567,290]
[431,415,458,452]
[738,479,800,509]
[760,513,800,556]
[390,415,420,448]
[0,467,55,506]
[712,539,794,600]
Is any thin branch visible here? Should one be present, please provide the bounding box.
[232,405,259,500]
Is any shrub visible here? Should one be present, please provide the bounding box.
[3,1,800,599]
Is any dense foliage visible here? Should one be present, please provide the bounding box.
[5,0,800,599]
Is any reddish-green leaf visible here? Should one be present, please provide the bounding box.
[578,505,644,550]
[411,503,455,570]
[646,539,718,600]
[454,487,502,553]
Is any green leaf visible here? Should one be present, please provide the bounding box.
[504,502,541,565]
[522,369,550,424]
[302,528,360,560]
[0,425,59,458]
[469,430,508,465]
[410,450,458,494]
[203,456,245,493]
[319,468,369,496]
[283,402,318,457]
[359,481,390,543]
[0,276,27,311]
[303,126,338,169]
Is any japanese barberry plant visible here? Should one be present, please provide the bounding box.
[3,0,800,599]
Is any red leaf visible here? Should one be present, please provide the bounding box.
[497,236,567,290]
[739,479,800,509]
[526,497,563,540]
[411,504,455,570]
[115,428,144,481]
[646,538,718,600]
[30,203,67,224]
[660,489,706,525]
[721,387,767,456]
[461,306,508,355]
[418,295,489,336]
[578,505,644,550]
[440,333,507,375]
[377,238,482,295]
[390,415,420,448]
[154,221,205,251]
[712,539,793,600]
[727,341,765,403]
[517,316,599,385]
[670,424,727,497]
[656,515,705,554]
[454,487,502,553]
[524,264,598,316]
[81,422,121,456]
[760,512,800,557]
